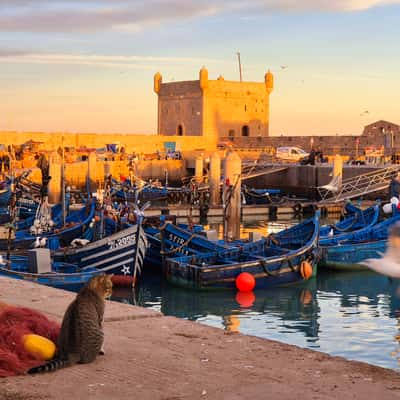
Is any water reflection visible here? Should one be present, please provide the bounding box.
[112,269,400,370]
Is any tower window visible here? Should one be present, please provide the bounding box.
[244,105,247,112]
[177,125,183,136]
[242,125,249,137]
[228,129,235,138]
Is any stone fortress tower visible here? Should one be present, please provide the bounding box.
[154,67,273,144]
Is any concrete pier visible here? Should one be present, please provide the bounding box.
[1,277,399,400]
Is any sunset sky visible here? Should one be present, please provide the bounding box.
[0,0,399,136]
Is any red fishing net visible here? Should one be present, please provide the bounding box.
[0,305,60,377]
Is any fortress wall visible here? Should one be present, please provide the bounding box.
[0,132,216,153]
[204,80,270,140]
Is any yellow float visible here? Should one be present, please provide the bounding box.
[22,334,56,360]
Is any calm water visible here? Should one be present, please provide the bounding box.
[112,217,400,371]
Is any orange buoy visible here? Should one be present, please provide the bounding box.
[300,261,313,280]
[235,272,256,292]
[22,334,56,360]
[235,291,256,308]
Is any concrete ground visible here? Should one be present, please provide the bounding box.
[1,276,400,400]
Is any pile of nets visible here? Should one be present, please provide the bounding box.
[0,302,60,377]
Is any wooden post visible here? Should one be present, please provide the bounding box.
[209,152,221,206]
[48,152,62,204]
[223,151,242,240]
[87,152,97,195]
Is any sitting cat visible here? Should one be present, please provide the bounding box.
[28,274,113,374]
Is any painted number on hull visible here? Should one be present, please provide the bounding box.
[168,234,190,255]
[109,234,136,250]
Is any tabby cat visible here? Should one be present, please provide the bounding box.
[28,274,113,374]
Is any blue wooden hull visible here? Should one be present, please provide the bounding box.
[164,212,320,290]
[319,204,380,242]
[53,224,148,278]
[0,256,101,291]
[0,223,148,290]
[0,186,11,206]
[319,240,386,271]
[318,209,400,270]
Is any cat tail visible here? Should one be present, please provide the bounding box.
[27,358,71,374]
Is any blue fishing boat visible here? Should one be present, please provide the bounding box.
[0,220,148,290]
[144,222,230,269]
[242,186,282,205]
[0,201,96,251]
[319,240,386,271]
[319,211,400,270]
[164,212,320,290]
[53,222,148,284]
[319,204,380,245]
[319,203,380,239]
[0,185,11,206]
[0,254,109,292]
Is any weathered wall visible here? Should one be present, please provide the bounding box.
[204,79,270,140]
[157,81,203,137]
[30,159,187,189]
[0,132,217,153]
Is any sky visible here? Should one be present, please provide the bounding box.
[0,0,399,136]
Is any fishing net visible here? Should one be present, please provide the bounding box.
[0,304,60,377]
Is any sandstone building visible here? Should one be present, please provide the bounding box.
[154,67,274,142]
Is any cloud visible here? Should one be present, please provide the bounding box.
[0,50,224,69]
[0,0,398,33]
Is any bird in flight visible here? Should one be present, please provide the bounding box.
[280,65,288,70]
[360,110,370,116]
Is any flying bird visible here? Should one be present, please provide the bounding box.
[360,110,370,116]
[280,65,288,70]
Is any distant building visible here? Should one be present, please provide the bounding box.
[154,67,274,142]
[362,120,400,150]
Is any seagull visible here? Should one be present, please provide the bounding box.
[39,237,47,248]
[33,237,41,248]
[280,65,288,70]
[360,110,370,116]
[71,238,90,248]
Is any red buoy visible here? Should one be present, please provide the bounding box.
[235,272,256,292]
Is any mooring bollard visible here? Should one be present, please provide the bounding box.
[195,155,204,183]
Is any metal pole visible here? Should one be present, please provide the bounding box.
[236,52,243,82]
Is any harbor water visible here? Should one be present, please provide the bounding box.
[112,217,400,371]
